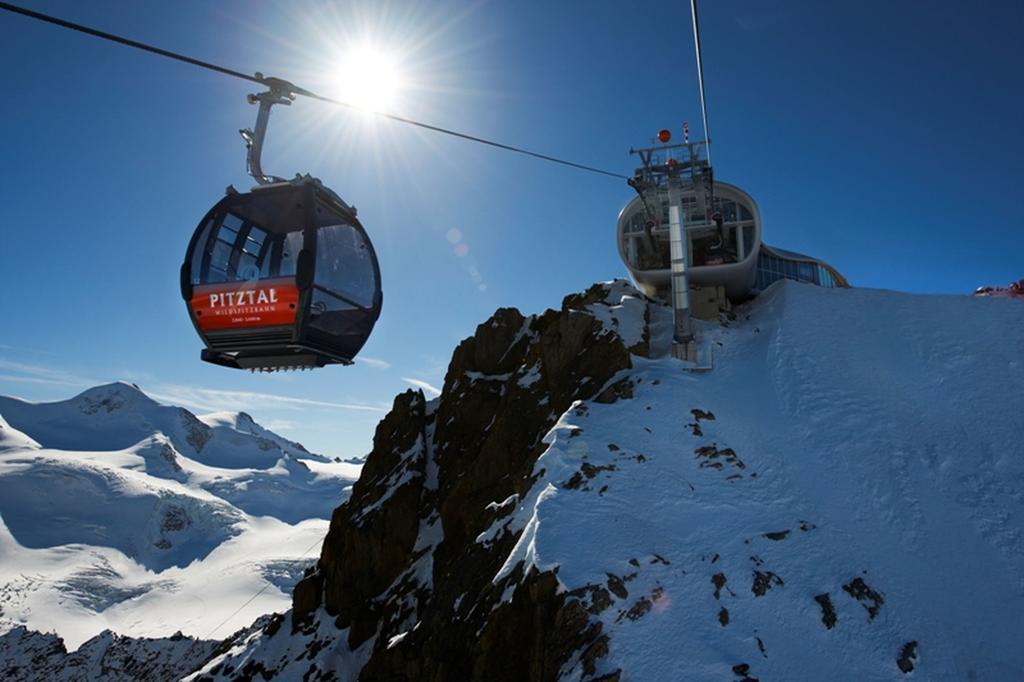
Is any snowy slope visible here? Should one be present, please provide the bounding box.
[193,280,1024,681]
[0,415,40,452]
[493,283,1024,680]
[0,383,359,649]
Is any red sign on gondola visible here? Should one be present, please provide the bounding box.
[191,277,299,331]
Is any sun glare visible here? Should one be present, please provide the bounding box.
[335,44,403,113]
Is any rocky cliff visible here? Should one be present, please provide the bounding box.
[190,281,657,680]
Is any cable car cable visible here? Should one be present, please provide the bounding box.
[0,1,261,85]
[301,88,629,179]
[203,534,324,640]
[689,0,712,167]
[0,1,628,180]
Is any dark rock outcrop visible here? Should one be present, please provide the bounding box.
[814,593,837,629]
[842,576,885,620]
[896,640,919,673]
[287,282,644,680]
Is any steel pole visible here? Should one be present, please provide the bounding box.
[667,177,693,343]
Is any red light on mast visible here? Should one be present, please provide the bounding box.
[658,129,672,143]
[667,158,678,167]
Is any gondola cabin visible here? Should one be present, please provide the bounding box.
[181,177,382,371]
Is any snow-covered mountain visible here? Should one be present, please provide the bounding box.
[0,383,359,650]
[0,625,227,682]
[192,280,1023,681]
[3,279,1023,680]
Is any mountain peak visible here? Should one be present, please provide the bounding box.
[69,381,156,415]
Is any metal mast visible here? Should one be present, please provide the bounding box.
[666,172,693,343]
[624,0,718,368]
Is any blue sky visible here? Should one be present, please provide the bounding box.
[1,0,1021,457]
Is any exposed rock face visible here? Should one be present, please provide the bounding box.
[191,281,650,681]
[296,283,640,680]
[896,640,919,673]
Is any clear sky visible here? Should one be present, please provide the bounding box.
[1,0,1021,458]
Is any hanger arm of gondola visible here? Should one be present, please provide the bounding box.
[240,75,297,186]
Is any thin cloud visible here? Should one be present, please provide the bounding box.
[0,359,96,390]
[0,373,89,389]
[356,356,391,370]
[148,384,389,414]
[0,358,389,415]
[401,377,442,397]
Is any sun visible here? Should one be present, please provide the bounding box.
[334,43,404,113]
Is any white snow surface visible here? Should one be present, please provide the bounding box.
[584,279,649,350]
[0,415,40,452]
[481,282,1024,680]
[0,382,359,649]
